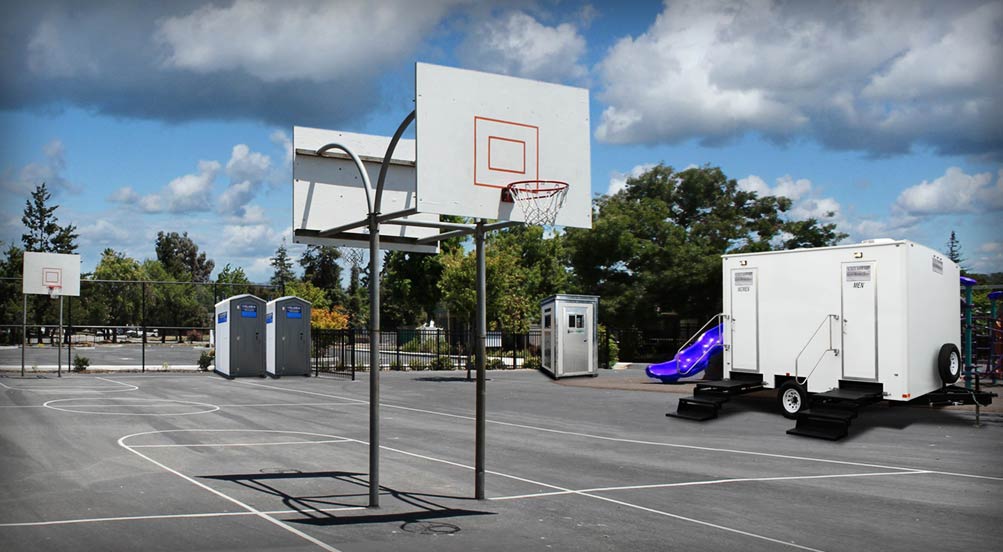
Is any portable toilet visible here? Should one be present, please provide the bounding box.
[214,294,266,378]
[266,296,312,377]
[540,295,599,378]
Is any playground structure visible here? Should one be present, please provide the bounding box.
[961,279,1002,385]
[291,62,590,505]
[666,239,995,440]
[646,321,723,383]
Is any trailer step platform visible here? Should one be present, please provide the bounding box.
[787,407,858,440]
[667,375,765,421]
[788,380,883,440]
[667,395,729,421]
[914,384,996,407]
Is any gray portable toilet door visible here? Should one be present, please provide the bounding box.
[232,301,263,376]
[542,306,554,373]
[730,268,759,373]
[841,262,878,380]
[561,304,592,374]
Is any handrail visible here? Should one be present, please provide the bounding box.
[674,313,727,362]
[794,314,840,385]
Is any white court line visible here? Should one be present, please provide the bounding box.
[130,438,353,448]
[491,470,934,501]
[0,506,366,528]
[236,378,1003,481]
[119,430,344,552]
[217,401,366,408]
[369,442,825,551]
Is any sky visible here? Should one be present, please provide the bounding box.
[1,0,1001,282]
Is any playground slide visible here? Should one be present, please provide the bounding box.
[646,324,723,383]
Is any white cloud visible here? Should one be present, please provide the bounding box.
[119,160,220,214]
[219,224,282,257]
[157,0,459,82]
[894,167,1003,215]
[607,163,656,195]
[594,0,1002,157]
[1,139,75,194]
[270,130,293,166]
[738,174,836,219]
[76,218,134,246]
[225,144,271,184]
[458,11,587,82]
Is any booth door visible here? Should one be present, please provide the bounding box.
[561,304,593,374]
[730,269,759,372]
[841,262,878,380]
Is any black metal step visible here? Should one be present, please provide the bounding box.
[667,395,728,421]
[814,388,882,402]
[694,379,765,397]
[787,409,853,440]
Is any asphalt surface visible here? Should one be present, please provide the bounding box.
[1,368,1000,552]
[0,343,210,370]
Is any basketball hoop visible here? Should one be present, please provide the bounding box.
[46,284,61,299]
[503,180,569,226]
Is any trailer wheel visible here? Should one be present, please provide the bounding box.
[777,381,808,419]
[937,343,961,384]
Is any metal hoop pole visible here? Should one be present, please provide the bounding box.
[316,143,375,214]
[374,110,416,214]
[475,220,487,500]
[368,211,381,508]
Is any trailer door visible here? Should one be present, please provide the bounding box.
[562,304,593,375]
[842,262,877,380]
[730,268,759,373]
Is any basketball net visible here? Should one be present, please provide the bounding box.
[47,284,61,299]
[506,180,569,226]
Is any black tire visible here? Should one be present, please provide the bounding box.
[777,381,808,419]
[937,343,961,384]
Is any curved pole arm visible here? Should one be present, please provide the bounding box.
[317,143,375,215]
[375,110,417,215]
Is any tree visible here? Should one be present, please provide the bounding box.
[285,280,331,310]
[155,231,214,282]
[946,230,966,271]
[21,183,78,253]
[0,243,24,333]
[346,257,368,329]
[299,246,347,306]
[91,249,144,342]
[437,248,477,330]
[269,240,296,290]
[216,263,251,298]
[564,164,846,328]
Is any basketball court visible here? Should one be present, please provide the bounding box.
[0,370,999,551]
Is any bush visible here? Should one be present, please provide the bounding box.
[401,335,450,353]
[390,360,404,371]
[523,356,541,370]
[198,349,215,371]
[486,358,506,370]
[408,358,427,371]
[429,355,453,370]
[72,354,90,372]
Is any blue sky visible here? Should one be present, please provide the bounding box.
[1,0,1001,281]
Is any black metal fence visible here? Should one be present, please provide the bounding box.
[313,329,544,379]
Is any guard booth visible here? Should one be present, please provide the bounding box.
[540,295,599,378]
[266,296,312,377]
[214,294,266,378]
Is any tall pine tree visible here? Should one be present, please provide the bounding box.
[21,183,78,253]
[269,240,296,291]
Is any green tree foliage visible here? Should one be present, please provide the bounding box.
[216,263,251,298]
[299,245,347,306]
[285,280,331,310]
[155,231,214,282]
[346,259,368,329]
[0,243,24,331]
[437,247,476,330]
[21,183,78,253]
[564,164,846,327]
[142,259,206,341]
[269,240,296,290]
[90,249,144,341]
[381,250,444,327]
[946,230,967,273]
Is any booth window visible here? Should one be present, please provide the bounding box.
[544,314,552,328]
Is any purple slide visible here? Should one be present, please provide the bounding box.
[646,324,723,383]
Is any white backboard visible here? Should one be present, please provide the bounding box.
[416,63,592,228]
[293,127,440,253]
[23,252,81,296]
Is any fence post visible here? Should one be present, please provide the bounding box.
[396,329,401,368]
[512,331,516,369]
[141,281,147,373]
[351,329,356,381]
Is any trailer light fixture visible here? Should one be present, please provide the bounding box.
[902,394,910,398]
[853,251,863,258]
